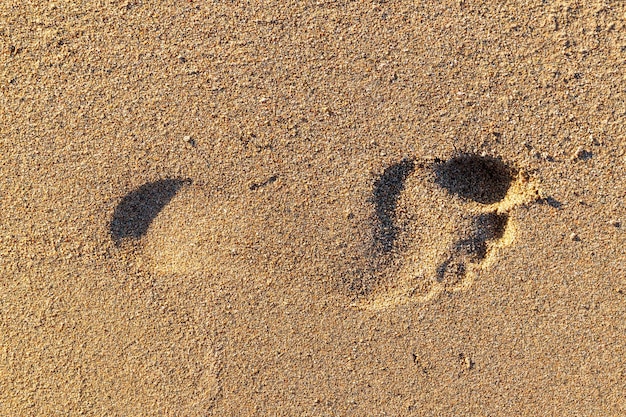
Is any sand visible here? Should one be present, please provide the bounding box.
[1,1,625,415]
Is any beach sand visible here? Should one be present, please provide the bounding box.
[1,1,625,415]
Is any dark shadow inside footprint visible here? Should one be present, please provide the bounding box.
[372,159,415,252]
[110,178,191,242]
[473,212,508,241]
[437,213,508,282]
[455,213,508,261]
[436,258,466,285]
[434,154,515,204]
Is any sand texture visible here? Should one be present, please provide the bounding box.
[1,1,625,415]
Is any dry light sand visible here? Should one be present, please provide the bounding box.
[1,1,625,415]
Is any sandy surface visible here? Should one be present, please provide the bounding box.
[1,1,625,415]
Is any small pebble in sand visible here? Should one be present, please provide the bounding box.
[459,354,473,370]
[184,136,196,147]
[570,232,580,241]
[571,146,592,161]
[610,220,621,228]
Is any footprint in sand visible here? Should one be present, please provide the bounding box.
[358,153,541,310]
[109,178,245,275]
[109,178,220,410]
